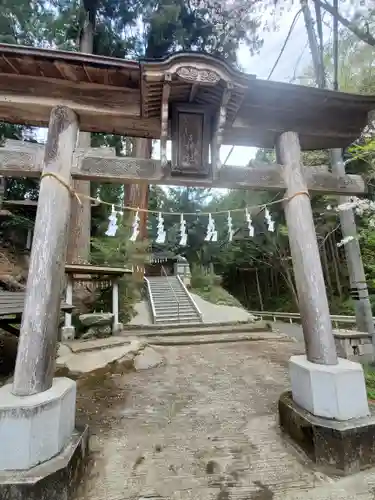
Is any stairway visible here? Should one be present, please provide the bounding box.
[146,276,202,325]
[125,321,285,345]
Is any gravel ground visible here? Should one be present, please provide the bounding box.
[73,338,375,500]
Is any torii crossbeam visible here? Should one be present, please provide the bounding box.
[0,140,366,195]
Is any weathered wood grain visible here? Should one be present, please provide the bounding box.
[0,143,366,195]
[65,264,131,275]
[211,84,232,172]
[277,131,338,365]
[67,131,91,265]
[1,44,375,150]
[160,76,171,166]
[12,106,79,396]
[0,73,140,113]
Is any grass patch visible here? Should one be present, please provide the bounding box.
[364,364,375,400]
[191,285,242,307]
[189,266,243,307]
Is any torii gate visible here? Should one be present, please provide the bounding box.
[0,43,374,491]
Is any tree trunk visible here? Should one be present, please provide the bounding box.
[126,138,152,240]
[321,238,332,293]
[66,8,94,264]
[315,0,375,48]
[255,268,264,311]
[281,266,299,309]
[329,233,343,299]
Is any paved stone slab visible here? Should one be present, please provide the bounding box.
[73,341,375,500]
[134,346,164,370]
[56,340,146,376]
[65,336,131,353]
[148,332,291,346]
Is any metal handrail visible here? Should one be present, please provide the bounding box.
[161,265,180,323]
[247,310,371,328]
[176,274,203,321]
[144,276,157,324]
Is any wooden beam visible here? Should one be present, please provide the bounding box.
[189,83,199,102]
[54,61,80,82]
[82,64,93,82]
[212,83,232,171]
[0,143,365,195]
[0,74,362,149]
[160,74,171,167]
[0,73,140,123]
[2,55,19,74]
[12,106,79,396]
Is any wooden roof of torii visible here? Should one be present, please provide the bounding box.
[0,43,374,150]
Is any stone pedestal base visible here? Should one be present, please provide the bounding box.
[289,355,369,420]
[112,322,123,334]
[0,377,76,470]
[0,425,89,500]
[279,391,375,475]
[61,326,75,341]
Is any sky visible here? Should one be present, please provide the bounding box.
[228,5,316,165]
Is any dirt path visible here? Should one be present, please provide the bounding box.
[74,340,375,500]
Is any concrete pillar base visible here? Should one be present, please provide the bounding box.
[112,322,123,334]
[0,425,89,500]
[279,391,375,475]
[289,354,369,420]
[61,326,75,341]
[0,377,76,470]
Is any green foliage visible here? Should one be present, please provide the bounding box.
[0,213,33,231]
[190,264,240,306]
[364,365,375,400]
[0,0,54,45]
[142,0,263,61]
[48,0,139,56]
[190,264,219,289]
[90,222,148,323]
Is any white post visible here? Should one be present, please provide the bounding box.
[112,278,123,333]
[61,275,75,341]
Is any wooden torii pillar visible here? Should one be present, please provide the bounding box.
[14,106,78,394]
[276,131,369,422]
[0,106,82,474]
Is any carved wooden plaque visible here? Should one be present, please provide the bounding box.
[171,104,211,177]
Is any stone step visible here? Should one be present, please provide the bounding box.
[147,276,202,324]
[156,311,198,318]
[126,321,270,336]
[152,292,191,297]
[154,318,198,325]
[154,315,199,321]
[151,295,187,299]
[153,303,192,307]
[147,331,291,346]
[154,311,197,317]
[125,319,258,331]
[154,304,195,309]
[149,286,182,289]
